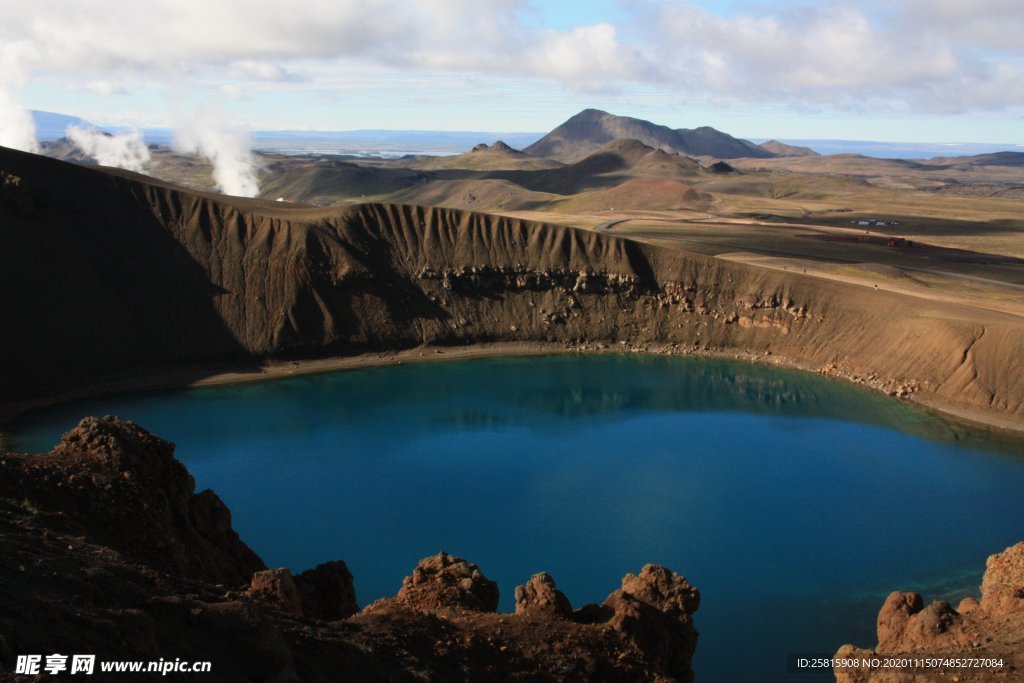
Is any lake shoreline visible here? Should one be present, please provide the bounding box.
[3,340,1022,443]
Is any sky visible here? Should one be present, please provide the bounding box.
[2,0,1024,148]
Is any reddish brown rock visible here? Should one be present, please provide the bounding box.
[390,551,500,613]
[514,572,572,618]
[247,568,303,615]
[614,563,701,618]
[980,540,1024,615]
[601,564,701,683]
[835,542,1024,682]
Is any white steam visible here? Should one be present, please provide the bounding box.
[0,91,37,152]
[173,124,259,197]
[0,43,38,152]
[66,125,150,172]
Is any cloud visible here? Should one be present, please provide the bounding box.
[2,0,1023,131]
[631,0,1024,112]
[0,1,653,93]
[66,125,150,172]
[81,80,130,96]
[173,120,259,197]
[527,24,660,93]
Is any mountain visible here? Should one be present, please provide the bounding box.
[757,140,819,157]
[494,138,705,196]
[31,110,101,141]
[524,109,686,162]
[524,109,775,162]
[258,157,432,204]
[395,141,562,171]
[382,138,708,210]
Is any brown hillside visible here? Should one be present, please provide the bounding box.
[258,157,431,204]
[544,178,711,212]
[1,146,1022,432]
[397,141,562,171]
[383,178,559,211]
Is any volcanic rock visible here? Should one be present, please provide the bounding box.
[247,568,303,615]
[295,560,358,620]
[835,542,1024,682]
[514,572,573,618]
[391,551,500,613]
[0,419,710,681]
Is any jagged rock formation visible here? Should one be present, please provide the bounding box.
[1,145,1022,432]
[834,542,1024,682]
[0,417,702,681]
[515,573,573,618]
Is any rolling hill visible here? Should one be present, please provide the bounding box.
[392,141,562,171]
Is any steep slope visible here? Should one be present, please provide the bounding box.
[675,125,772,158]
[1,146,1022,432]
[524,109,775,162]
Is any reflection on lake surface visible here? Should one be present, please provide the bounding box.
[8,355,1024,682]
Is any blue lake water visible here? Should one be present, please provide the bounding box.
[7,355,1024,681]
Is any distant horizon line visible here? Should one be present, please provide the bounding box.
[31,109,1022,149]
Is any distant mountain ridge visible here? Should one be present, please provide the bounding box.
[524,109,775,161]
[31,110,102,141]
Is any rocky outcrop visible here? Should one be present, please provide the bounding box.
[247,568,304,615]
[365,551,500,614]
[0,418,703,681]
[295,560,359,620]
[2,145,1022,433]
[835,542,1024,682]
[0,416,263,585]
[515,572,573,618]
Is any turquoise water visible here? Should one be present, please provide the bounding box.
[7,355,1024,681]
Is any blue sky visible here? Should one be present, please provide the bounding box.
[3,0,1024,147]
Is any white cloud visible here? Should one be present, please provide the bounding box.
[81,80,130,96]
[0,1,652,92]
[1,0,1022,133]
[633,0,1024,112]
[527,24,659,93]
[66,125,150,172]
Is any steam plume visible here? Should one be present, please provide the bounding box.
[66,125,150,172]
[173,123,259,197]
[0,90,37,153]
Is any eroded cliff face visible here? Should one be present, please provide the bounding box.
[1,145,1022,430]
[0,417,702,682]
[834,542,1024,682]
